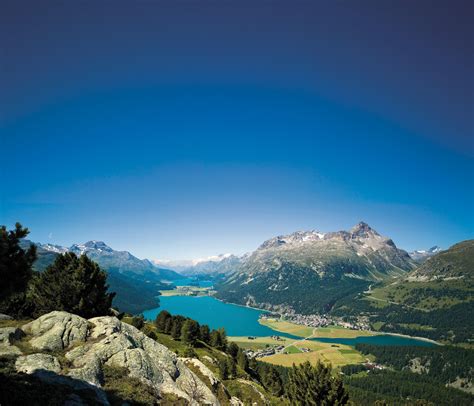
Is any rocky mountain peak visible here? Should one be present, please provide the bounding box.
[350,222,379,238]
[82,241,113,251]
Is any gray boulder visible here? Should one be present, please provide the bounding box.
[0,343,22,356]
[0,313,13,320]
[15,353,61,374]
[15,353,109,405]
[22,311,88,351]
[0,327,24,344]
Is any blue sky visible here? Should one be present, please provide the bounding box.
[1,1,473,259]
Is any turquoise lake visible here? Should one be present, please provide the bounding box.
[143,296,435,347]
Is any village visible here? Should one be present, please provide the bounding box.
[259,312,371,331]
[243,342,313,359]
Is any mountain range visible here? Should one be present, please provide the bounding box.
[154,253,242,276]
[21,240,183,314]
[409,246,443,263]
[215,222,416,313]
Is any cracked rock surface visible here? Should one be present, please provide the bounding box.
[22,311,88,351]
[14,311,220,405]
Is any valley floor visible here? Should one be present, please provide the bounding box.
[229,319,377,368]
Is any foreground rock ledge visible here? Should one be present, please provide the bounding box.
[11,311,219,405]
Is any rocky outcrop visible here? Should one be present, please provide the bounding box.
[183,358,220,387]
[15,353,61,374]
[22,311,89,351]
[12,311,220,405]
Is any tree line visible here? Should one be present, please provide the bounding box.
[355,343,474,385]
[345,370,473,406]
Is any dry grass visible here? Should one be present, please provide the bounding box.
[312,326,375,338]
[258,340,365,368]
[259,319,314,337]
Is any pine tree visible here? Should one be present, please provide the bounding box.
[210,329,222,348]
[227,357,237,379]
[286,361,349,405]
[164,317,173,334]
[171,315,186,339]
[30,252,115,318]
[263,365,283,397]
[0,223,37,314]
[181,319,200,346]
[218,327,227,349]
[218,358,229,380]
[199,324,210,343]
[227,341,239,358]
[155,310,171,332]
[237,349,249,371]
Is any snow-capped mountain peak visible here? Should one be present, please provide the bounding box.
[40,243,68,254]
[409,246,443,262]
[70,241,114,255]
[258,222,387,250]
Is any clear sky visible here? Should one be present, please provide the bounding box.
[1,1,473,259]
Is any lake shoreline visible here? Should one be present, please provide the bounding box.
[212,295,272,313]
[146,294,437,347]
[381,332,440,345]
[213,297,440,345]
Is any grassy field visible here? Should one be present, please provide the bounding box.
[229,336,295,350]
[312,326,375,338]
[229,335,367,368]
[260,339,366,368]
[284,345,302,354]
[259,318,314,337]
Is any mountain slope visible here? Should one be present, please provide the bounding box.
[215,222,414,314]
[68,240,182,282]
[408,240,473,281]
[340,240,474,343]
[366,240,474,309]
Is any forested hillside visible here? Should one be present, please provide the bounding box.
[334,240,474,343]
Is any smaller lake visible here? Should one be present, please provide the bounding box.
[143,296,435,347]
